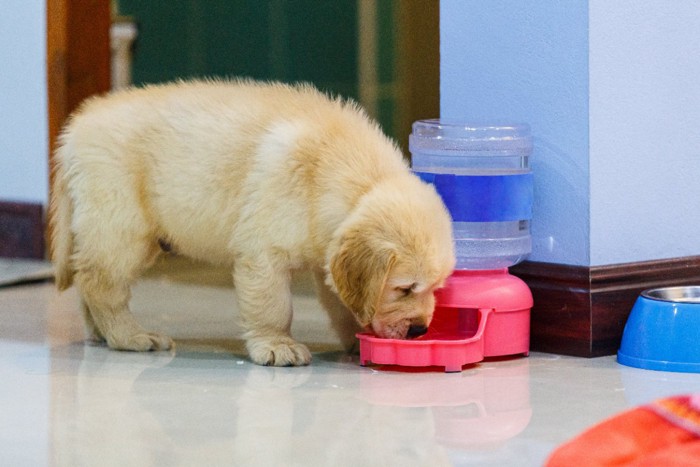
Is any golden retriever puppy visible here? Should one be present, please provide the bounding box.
[50,80,455,366]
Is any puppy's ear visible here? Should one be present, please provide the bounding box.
[329,230,396,327]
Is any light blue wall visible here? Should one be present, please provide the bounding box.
[441,0,590,266]
[441,0,700,267]
[0,2,48,204]
[589,0,700,265]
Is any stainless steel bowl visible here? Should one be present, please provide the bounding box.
[642,286,700,304]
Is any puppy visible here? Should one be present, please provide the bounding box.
[50,79,455,366]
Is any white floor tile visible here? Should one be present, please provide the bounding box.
[2,269,700,466]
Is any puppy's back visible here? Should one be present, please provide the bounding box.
[51,79,408,266]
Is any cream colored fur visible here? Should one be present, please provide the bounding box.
[50,80,455,366]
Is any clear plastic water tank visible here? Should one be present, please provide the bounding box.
[410,120,533,270]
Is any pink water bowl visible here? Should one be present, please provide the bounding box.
[357,269,532,372]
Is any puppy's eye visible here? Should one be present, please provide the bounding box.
[396,284,416,297]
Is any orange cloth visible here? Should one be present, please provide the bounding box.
[547,395,700,466]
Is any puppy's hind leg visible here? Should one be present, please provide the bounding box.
[81,299,106,345]
[234,256,311,366]
[76,259,173,352]
[70,175,173,351]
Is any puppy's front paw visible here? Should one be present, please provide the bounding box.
[247,336,312,367]
[107,332,174,352]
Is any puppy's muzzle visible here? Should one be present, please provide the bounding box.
[406,324,428,339]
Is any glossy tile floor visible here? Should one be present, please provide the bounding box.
[3,258,700,466]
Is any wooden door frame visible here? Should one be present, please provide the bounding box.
[46,0,111,250]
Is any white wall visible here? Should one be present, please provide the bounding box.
[441,0,700,267]
[0,1,48,204]
[589,0,700,265]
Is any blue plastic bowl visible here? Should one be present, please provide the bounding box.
[618,286,700,372]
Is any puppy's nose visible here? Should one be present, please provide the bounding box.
[406,324,428,339]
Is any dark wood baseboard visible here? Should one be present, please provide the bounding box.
[511,256,700,357]
[0,201,45,259]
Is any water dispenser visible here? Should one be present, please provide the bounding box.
[357,120,534,372]
[410,120,533,270]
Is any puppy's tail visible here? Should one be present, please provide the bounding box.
[49,142,75,291]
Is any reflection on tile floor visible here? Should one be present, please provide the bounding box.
[2,259,700,466]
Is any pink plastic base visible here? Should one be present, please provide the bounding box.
[357,269,533,372]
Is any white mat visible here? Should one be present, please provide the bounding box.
[0,258,54,287]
